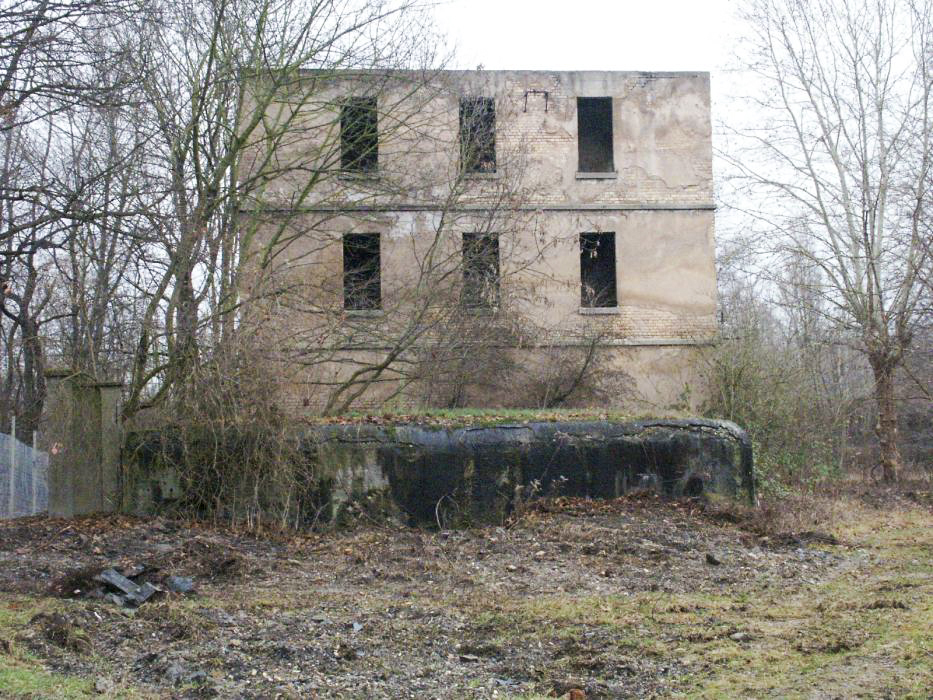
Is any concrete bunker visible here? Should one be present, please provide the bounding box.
[128,419,755,526]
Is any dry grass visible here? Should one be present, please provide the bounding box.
[0,476,929,698]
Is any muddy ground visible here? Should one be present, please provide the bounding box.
[0,485,930,699]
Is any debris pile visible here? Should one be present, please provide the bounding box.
[57,565,196,608]
[97,568,161,607]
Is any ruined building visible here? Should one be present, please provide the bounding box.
[241,70,717,413]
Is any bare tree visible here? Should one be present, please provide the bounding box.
[725,0,933,480]
[0,1,137,259]
[237,73,615,415]
[0,1,132,126]
[0,0,452,435]
[0,1,146,435]
[0,0,610,436]
[101,0,444,420]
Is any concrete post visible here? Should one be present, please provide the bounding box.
[41,369,73,517]
[40,369,123,517]
[98,382,123,512]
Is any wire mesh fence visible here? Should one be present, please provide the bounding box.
[0,424,49,519]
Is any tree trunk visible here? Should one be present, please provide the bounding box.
[870,357,902,482]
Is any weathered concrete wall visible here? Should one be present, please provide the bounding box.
[127,419,754,526]
[307,419,753,526]
[266,343,709,415]
[244,70,713,208]
[240,70,717,413]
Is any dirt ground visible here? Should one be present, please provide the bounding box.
[0,483,930,699]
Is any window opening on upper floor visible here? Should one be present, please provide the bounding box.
[340,97,378,173]
[577,97,614,173]
[459,97,496,174]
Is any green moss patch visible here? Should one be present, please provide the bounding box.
[309,407,671,428]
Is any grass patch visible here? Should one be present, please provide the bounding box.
[454,503,932,699]
[0,595,95,699]
[0,594,159,700]
[682,510,933,699]
[0,663,95,699]
[0,595,59,635]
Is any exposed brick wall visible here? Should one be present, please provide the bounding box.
[571,308,718,342]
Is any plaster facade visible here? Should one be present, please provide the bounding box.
[241,70,718,413]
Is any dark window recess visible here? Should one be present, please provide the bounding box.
[462,232,500,307]
[340,97,378,172]
[459,97,496,173]
[577,97,614,172]
[343,233,381,310]
[580,232,617,308]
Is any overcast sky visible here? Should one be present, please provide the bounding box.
[432,0,744,75]
[431,0,750,224]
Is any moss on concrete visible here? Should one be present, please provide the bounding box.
[317,407,670,428]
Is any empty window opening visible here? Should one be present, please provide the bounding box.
[460,97,496,173]
[343,233,381,310]
[340,97,378,172]
[577,97,614,173]
[580,232,617,308]
[462,232,500,307]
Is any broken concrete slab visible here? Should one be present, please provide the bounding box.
[95,569,139,596]
[165,576,195,594]
[94,568,162,607]
[124,581,160,607]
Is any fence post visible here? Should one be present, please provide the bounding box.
[8,415,15,517]
[31,430,38,514]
